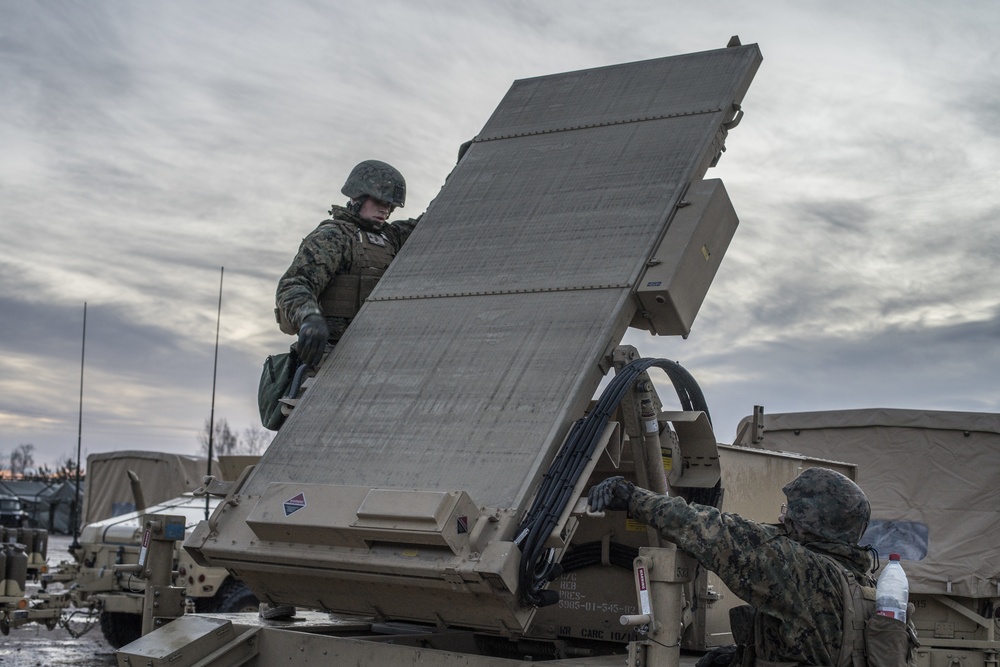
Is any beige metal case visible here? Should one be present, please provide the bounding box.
[631,179,739,337]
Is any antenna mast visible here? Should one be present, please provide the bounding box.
[70,302,86,550]
[207,267,224,519]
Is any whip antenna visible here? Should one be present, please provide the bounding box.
[206,267,224,520]
[70,302,86,550]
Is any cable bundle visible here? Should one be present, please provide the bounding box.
[515,357,711,606]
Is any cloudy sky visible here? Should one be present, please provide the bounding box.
[2,1,998,469]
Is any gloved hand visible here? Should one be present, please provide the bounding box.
[587,476,635,513]
[296,314,329,368]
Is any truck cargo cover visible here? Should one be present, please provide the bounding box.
[244,45,761,513]
[83,451,214,524]
[747,408,1000,598]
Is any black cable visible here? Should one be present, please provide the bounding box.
[516,358,712,606]
[560,541,639,572]
[517,360,653,602]
[646,635,682,649]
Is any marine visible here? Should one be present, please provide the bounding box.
[275,160,419,367]
[588,467,916,666]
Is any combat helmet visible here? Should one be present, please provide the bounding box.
[341,160,406,208]
[782,467,870,544]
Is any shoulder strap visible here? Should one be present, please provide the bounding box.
[825,556,874,667]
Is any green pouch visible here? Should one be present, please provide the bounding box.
[258,350,297,431]
[865,614,918,667]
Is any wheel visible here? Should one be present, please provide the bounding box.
[197,579,258,614]
[99,610,143,649]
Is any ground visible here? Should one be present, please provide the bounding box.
[0,621,116,667]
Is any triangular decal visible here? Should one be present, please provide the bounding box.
[283,492,306,517]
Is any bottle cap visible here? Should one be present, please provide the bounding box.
[889,553,901,560]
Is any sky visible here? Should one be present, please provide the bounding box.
[1,1,998,470]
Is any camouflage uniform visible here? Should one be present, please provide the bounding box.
[628,474,874,666]
[275,205,418,342]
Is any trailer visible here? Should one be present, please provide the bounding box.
[118,39,765,666]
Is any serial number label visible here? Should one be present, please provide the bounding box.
[555,573,637,614]
[558,600,638,613]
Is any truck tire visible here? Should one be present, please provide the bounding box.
[197,578,258,614]
[99,610,142,649]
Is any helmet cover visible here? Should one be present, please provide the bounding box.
[341,160,406,208]
[782,467,870,543]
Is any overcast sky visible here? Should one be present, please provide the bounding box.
[2,1,998,469]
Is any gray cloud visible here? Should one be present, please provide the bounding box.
[1,0,998,466]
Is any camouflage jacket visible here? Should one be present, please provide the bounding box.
[630,489,875,666]
[275,206,418,339]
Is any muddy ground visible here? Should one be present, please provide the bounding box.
[0,620,116,667]
[0,534,116,667]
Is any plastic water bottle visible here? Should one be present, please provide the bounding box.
[875,553,909,623]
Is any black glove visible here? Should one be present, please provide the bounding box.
[296,314,329,368]
[587,476,635,513]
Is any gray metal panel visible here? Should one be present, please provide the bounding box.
[477,47,760,140]
[245,289,630,508]
[235,44,760,539]
[376,117,719,299]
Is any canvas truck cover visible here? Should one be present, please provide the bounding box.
[83,451,215,524]
[740,408,1000,599]
[188,43,761,631]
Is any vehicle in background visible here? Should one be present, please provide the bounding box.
[80,450,215,525]
[1,453,260,645]
[0,494,29,529]
[62,491,258,648]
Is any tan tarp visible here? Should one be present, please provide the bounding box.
[736,408,1000,598]
[82,451,215,524]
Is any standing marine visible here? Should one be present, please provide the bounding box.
[588,467,917,666]
[275,159,419,367]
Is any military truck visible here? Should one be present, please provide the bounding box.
[734,407,1000,667]
[80,450,213,526]
[61,492,258,647]
[37,452,259,647]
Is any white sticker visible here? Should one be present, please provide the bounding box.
[637,566,651,615]
[138,527,151,567]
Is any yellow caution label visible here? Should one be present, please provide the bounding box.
[662,454,673,471]
[626,518,646,532]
